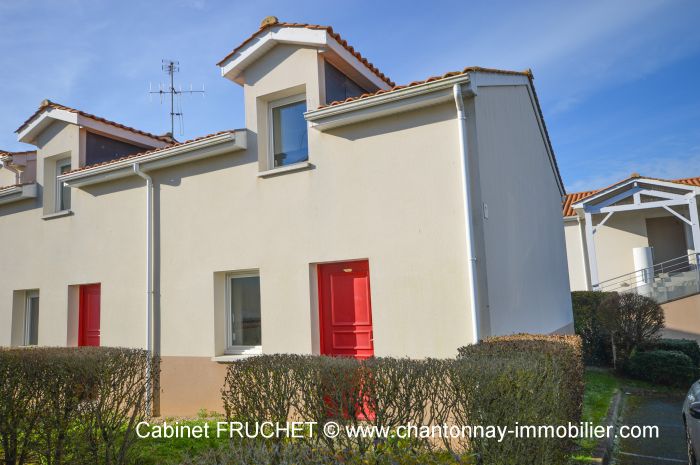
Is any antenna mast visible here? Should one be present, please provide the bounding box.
[149,60,204,137]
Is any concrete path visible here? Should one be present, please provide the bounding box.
[615,391,687,465]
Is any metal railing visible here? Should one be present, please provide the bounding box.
[595,253,700,303]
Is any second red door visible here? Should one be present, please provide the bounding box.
[79,284,101,347]
[318,260,374,359]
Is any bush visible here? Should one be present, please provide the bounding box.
[571,291,616,365]
[641,338,700,366]
[457,334,583,464]
[221,334,584,465]
[181,440,479,465]
[597,293,664,368]
[625,349,697,387]
[0,347,158,465]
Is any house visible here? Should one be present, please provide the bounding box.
[563,174,700,339]
[0,17,572,416]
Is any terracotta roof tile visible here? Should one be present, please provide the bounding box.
[319,66,532,108]
[0,150,36,157]
[15,100,175,144]
[216,21,394,87]
[562,174,700,217]
[64,130,237,175]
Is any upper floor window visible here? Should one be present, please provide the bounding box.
[24,290,39,346]
[55,158,71,211]
[324,63,368,104]
[270,95,308,168]
[226,272,262,354]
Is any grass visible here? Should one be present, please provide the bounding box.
[571,368,621,462]
[131,411,230,465]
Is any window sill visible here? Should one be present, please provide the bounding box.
[257,161,312,178]
[42,210,73,220]
[211,353,261,363]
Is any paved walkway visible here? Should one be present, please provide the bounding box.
[615,391,687,465]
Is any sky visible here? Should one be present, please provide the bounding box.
[1,0,699,193]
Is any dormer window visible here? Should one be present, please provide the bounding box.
[55,158,71,211]
[270,95,308,168]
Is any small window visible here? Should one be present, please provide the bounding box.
[324,63,368,104]
[270,96,308,168]
[226,273,261,354]
[24,291,39,346]
[55,159,71,211]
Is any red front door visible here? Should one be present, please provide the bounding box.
[318,260,374,359]
[79,284,101,347]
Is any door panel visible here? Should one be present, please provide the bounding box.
[79,284,101,347]
[318,260,374,359]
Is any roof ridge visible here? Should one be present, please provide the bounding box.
[216,20,394,86]
[15,99,175,144]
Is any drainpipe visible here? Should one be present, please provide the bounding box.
[132,163,153,415]
[453,83,480,343]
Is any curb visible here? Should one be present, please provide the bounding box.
[599,389,623,465]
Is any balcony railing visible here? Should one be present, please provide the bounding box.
[596,253,700,304]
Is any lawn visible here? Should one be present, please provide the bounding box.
[571,368,621,462]
[131,412,230,465]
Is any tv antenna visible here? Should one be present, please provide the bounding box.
[149,59,204,137]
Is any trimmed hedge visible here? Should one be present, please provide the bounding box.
[221,334,584,465]
[625,349,696,387]
[571,291,616,365]
[0,347,158,465]
[641,339,700,366]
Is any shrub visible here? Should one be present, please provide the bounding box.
[220,334,583,464]
[640,338,700,366]
[597,293,664,368]
[0,347,158,465]
[456,334,583,464]
[181,440,479,465]
[571,291,616,365]
[625,349,696,387]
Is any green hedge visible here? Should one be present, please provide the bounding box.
[625,349,697,387]
[641,339,700,366]
[0,347,158,465]
[221,334,583,465]
[571,291,616,365]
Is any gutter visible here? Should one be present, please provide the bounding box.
[59,131,246,188]
[132,163,154,416]
[306,74,473,130]
[453,83,480,343]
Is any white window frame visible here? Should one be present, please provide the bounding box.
[267,93,308,170]
[55,158,71,212]
[225,272,262,355]
[24,290,39,346]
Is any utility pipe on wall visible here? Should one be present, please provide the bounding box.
[453,83,480,343]
[133,163,154,415]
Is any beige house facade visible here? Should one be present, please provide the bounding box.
[563,175,700,339]
[0,18,572,416]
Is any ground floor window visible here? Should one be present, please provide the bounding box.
[24,290,39,345]
[226,272,261,354]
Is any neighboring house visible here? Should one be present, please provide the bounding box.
[563,174,700,339]
[0,17,572,416]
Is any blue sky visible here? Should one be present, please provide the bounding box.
[1,0,699,192]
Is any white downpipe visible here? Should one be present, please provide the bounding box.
[453,83,480,343]
[132,163,153,416]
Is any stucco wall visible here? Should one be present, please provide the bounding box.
[473,85,573,336]
[564,219,589,291]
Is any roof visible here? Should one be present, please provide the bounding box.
[15,100,175,144]
[216,20,394,87]
[0,150,36,157]
[562,174,700,217]
[64,130,237,175]
[320,66,532,108]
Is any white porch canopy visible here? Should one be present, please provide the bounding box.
[571,176,700,289]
